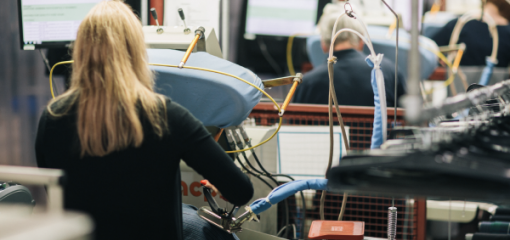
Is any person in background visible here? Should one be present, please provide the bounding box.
[293,4,406,107]
[432,0,510,67]
[35,1,253,239]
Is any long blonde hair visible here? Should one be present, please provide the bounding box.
[48,0,167,157]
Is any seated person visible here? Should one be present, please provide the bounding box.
[35,1,253,239]
[293,7,406,107]
[431,0,510,67]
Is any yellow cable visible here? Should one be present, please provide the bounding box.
[286,35,296,76]
[451,48,464,73]
[286,33,311,76]
[386,19,397,38]
[49,61,283,154]
[430,3,441,16]
[49,60,74,99]
[421,48,456,95]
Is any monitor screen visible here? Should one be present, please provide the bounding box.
[245,0,319,37]
[18,0,104,50]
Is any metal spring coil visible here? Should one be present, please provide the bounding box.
[388,207,397,240]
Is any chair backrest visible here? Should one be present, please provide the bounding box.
[0,183,35,206]
[422,11,458,38]
[148,49,263,128]
[306,25,439,80]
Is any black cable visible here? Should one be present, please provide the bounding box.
[257,37,283,76]
[229,131,292,235]
[39,49,60,96]
[235,128,299,238]
[239,151,290,237]
[250,149,273,177]
[240,151,267,178]
[251,148,306,240]
[39,49,51,73]
[236,156,290,236]
[236,156,274,190]
[273,174,307,239]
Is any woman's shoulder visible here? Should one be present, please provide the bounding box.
[163,97,199,122]
[163,97,184,113]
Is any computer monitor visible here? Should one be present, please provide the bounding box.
[244,0,320,37]
[17,0,106,50]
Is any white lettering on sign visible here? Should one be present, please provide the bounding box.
[331,226,343,231]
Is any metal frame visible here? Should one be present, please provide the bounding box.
[248,103,428,240]
[0,165,64,213]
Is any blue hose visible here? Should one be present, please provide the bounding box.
[249,179,328,215]
[479,58,496,86]
[366,56,387,149]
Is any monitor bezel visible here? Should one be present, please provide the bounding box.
[242,0,329,38]
[17,0,75,50]
[17,0,145,50]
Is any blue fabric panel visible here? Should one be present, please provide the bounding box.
[306,26,438,80]
[306,35,328,68]
[366,58,383,149]
[182,204,236,240]
[363,25,438,81]
[479,58,496,86]
[422,23,444,39]
[249,198,272,215]
[147,49,263,128]
[250,179,328,215]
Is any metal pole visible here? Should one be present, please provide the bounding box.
[380,0,399,126]
[47,185,64,214]
[222,0,230,60]
[141,0,148,25]
[404,0,423,124]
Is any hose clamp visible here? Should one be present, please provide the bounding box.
[293,73,303,84]
[344,3,356,19]
[195,26,206,39]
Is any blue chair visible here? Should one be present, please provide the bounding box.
[306,25,439,81]
[147,49,264,128]
[0,182,35,208]
[422,11,458,38]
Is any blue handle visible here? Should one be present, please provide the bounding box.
[478,58,496,86]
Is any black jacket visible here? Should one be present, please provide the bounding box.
[293,49,406,107]
[36,98,253,240]
[432,19,510,67]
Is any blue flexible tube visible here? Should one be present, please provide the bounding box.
[249,179,328,215]
[479,58,496,86]
[366,56,387,149]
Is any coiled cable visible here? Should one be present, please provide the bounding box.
[388,206,398,240]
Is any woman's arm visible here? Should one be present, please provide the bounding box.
[181,136,254,206]
[168,101,254,206]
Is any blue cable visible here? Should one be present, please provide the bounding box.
[249,179,328,215]
[479,58,496,86]
[366,57,386,149]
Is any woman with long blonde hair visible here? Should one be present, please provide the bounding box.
[35,1,253,239]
